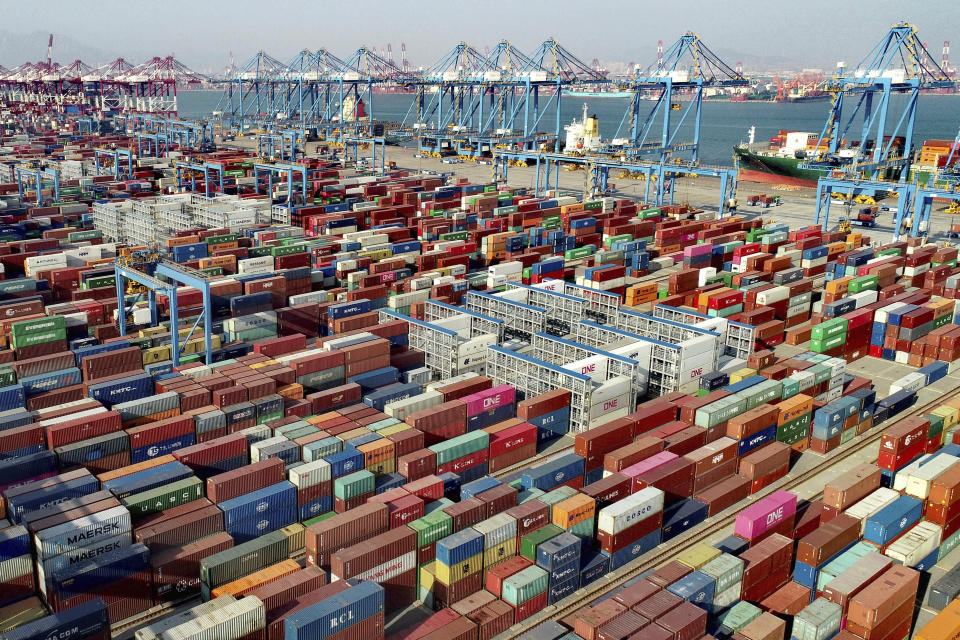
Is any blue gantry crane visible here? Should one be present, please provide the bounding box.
[802,23,954,182]
[604,33,750,165]
[93,148,133,179]
[114,252,215,367]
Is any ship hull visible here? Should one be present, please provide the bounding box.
[734,146,824,188]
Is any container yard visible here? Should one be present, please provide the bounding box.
[3,12,960,640]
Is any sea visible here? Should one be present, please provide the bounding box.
[177,90,960,169]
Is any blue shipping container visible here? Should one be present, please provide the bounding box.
[4,598,109,640]
[436,529,484,567]
[285,581,385,640]
[219,481,297,527]
[864,495,923,545]
[521,454,585,491]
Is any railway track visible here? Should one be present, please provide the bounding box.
[498,380,960,639]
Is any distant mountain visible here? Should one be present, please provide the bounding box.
[0,30,141,68]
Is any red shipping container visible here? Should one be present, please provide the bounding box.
[403,475,444,501]
[125,415,193,450]
[488,422,538,458]
[46,410,123,449]
[436,449,488,476]
[575,418,635,470]
[485,556,533,597]
[581,473,632,507]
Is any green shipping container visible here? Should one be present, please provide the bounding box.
[67,230,102,242]
[501,565,549,606]
[520,525,563,561]
[810,318,848,342]
[248,246,273,258]
[334,470,375,500]
[11,315,65,339]
[409,511,454,547]
[848,275,878,293]
[429,432,489,466]
[439,231,469,242]
[583,201,603,211]
[719,602,763,632]
[811,334,845,353]
[11,328,67,349]
[83,275,116,290]
[604,234,633,248]
[565,247,593,260]
[270,245,305,257]
[200,530,290,590]
[303,512,336,528]
[205,234,238,245]
[122,477,203,518]
[0,367,16,387]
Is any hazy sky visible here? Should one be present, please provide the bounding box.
[5,0,960,72]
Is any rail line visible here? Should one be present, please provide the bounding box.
[498,380,960,639]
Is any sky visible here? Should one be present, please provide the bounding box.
[3,0,959,73]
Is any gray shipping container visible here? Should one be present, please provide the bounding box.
[34,505,132,558]
[159,595,265,640]
[114,391,180,421]
[200,530,289,589]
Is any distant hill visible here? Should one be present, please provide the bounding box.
[0,30,135,68]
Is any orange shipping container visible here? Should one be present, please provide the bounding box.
[915,598,960,640]
[552,494,596,529]
[211,559,301,598]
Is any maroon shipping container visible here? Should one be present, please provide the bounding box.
[27,497,122,535]
[575,600,629,640]
[387,429,425,459]
[633,588,683,622]
[451,590,496,617]
[506,500,550,551]
[419,617,477,640]
[81,347,142,381]
[398,449,437,481]
[443,497,487,532]
[173,433,247,468]
[575,418,635,471]
[134,497,215,531]
[330,528,416,611]
[488,444,537,473]
[663,426,706,457]
[305,502,390,569]
[654,601,707,640]
[794,501,824,540]
[796,514,861,568]
[206,458,287,503]
[741,534,793,590]
[249,566,327,620]
[150,532,234,603]
[434,376,493,401]
[135,504,225,552]
[429,568,483,611]
[635,457,696,504]
[437,449,488,476]
[46,410,122,448]
[612,578,661,609]
[54,569,152,623]
[387,608,460,640]
[597,611,649,640]
[694,474,751,516]
[475,484,518,517]
[692,458,738,494]
[0,423,45,455]
[308,383,362,413]
[512,590,547,623]
[598,512,663,554]
[630,399,678,435]
[604,437,664,473]
[11,351,75,379]
[403,476,443,501]
[407,401,466,432]
[125,415,193,450]
[468,600,513,640]
[646,561,692,588]
[0,571,34,605]
[487,422,537,458]
[517,389,570,420]
[27,385,86,411]
[684,437,739,478]
[485,556,533,597]
[739,441,791,479]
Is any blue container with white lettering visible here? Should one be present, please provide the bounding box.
[219,482,297,527]
[603,529,660,569]
[521,454,585,491]
[8,475,100,524]
[736,424,777,456]
[284,581,385,640]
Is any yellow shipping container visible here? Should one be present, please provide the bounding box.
[435,552,482,585]
[675,543,721,570]
[483,541,516,568]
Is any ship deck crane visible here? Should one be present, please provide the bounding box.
[802,23,955,182]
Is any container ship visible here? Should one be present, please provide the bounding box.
[735,126,915,187]
[0,104,959,640]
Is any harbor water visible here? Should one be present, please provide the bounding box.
[178,90,960,168]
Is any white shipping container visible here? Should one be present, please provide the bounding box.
[598,487,664,534]
[288,291,329,305]
[563,355,608,382]
[237,256,275,274]
[385,390,444,422]
[884,521,942,567]
[589,394,630,420]
[40,407,108,427]
[288,459,332,489]
[160,595,265,640]
[844,488,900,534]
[712,581,742,609]
[697,268,718,288]
[472,513,517,549]
[250,436,286,463]
[591,376,631,404]
[135,596,239,640]
[756,286,790,305]
[889,372,926,395]
[901,454,960,499]
[25,253,68,276]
